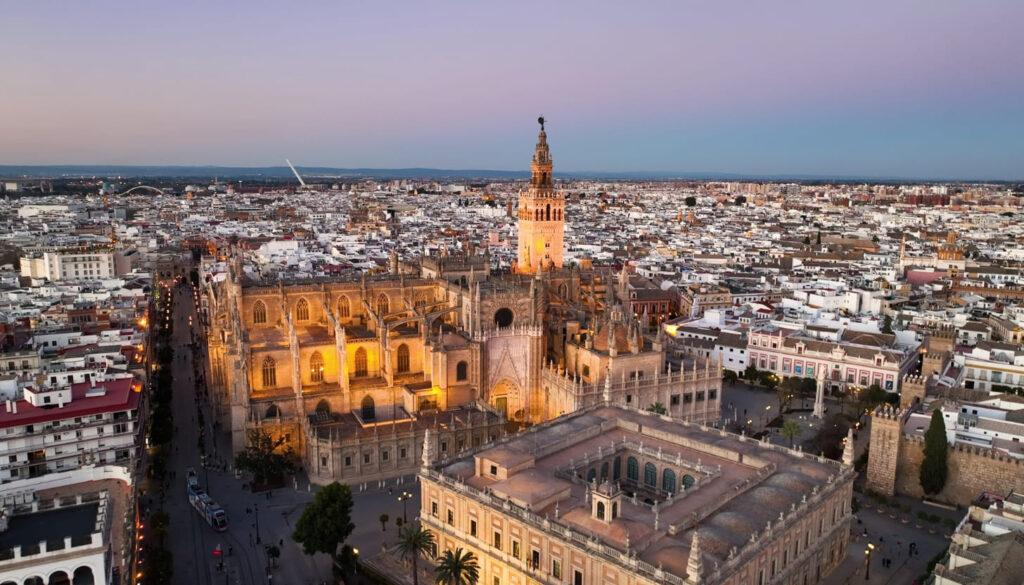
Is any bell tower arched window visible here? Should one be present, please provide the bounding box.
[546,203,551,221]
[261,357,277,388]
[354,347,368,377]
[252,300,267,325]
[295,298,310,322]
[310,351,324,383]
[396,344,410,373]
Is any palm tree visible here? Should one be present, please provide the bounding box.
[780,420,803,448]
[396,522,435,585]
[435,547,479,585]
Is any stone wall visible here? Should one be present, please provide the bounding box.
[894,437,1024,506]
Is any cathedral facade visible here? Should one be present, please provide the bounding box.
[204,122,723,484]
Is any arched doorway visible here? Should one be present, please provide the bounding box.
[72,567,95,585]
[489,379,522,420]
[48,571,70,585]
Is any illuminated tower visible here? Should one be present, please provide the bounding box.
[517,117,564,274]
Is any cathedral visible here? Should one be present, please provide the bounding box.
[204,121,723,484]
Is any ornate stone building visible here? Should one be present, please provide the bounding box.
[420,405,856,585]
[203,121,722,484]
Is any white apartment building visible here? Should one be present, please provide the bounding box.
[957,342,1024,392]
[19,250,132,282]
[902,396,1024,458]
[0,376,140,484]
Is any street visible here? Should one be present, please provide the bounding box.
[158,283,420,585]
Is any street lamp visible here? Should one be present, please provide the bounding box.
[398,491,412,523]
[864,542,875,580]
[763,405,772,428]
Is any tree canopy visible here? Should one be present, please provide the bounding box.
[436,547,480,585]
[397,522,435,585]
[920,409,949,496]
[235,429,297,486]
[293,482,356,557]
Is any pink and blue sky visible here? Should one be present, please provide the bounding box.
[2,1,1022,179]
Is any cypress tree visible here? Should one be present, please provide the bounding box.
[919,409,949,496]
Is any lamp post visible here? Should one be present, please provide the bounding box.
[255,503,261,544]
[763,405,772,429]
[398,491,412,523]
[864,542,875,580]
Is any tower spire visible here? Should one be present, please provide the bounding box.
[517,117,564,274]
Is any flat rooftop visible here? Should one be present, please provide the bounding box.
[0,503,98,551]
[435,406,848,580]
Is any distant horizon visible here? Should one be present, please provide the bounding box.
[2,2,1022,180]
[0,164,1021,184]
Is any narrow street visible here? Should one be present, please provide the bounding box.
[163,283,335,585]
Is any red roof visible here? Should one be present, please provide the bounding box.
[0,377,139,429]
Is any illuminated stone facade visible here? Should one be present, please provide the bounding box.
[204,123,722,484]
[420,405,855,585]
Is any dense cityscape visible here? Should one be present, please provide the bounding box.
[0,123,1022,585]
[3,3,1024,585]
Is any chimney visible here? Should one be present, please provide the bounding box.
[11,402,16,414]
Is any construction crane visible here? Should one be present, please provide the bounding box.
[286,159,307,187]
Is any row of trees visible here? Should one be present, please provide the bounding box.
[142,289,178,585]
[292,482,482,584]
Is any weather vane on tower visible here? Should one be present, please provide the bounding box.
[538,115,545,131]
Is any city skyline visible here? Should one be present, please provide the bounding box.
[2,1,1023,180]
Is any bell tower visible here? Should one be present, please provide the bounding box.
[517,116,565,274]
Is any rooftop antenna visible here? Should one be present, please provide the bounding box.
[286,159,307,187]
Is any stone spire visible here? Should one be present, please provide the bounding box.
[687,530,704,584]
[422,428,435,469]
[842,427,855,467]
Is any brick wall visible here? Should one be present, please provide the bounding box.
[894,437,1024,506]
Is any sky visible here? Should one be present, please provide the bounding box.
[2,1,1023,179]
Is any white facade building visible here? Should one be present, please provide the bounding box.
[0,376,140,484]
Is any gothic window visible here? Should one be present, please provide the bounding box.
[377,293,390,316]
[264,404,280,419]
[315,399,330,413]
[252,300,267,324]
[261,357,277,388]
[295,298,310,322]
[663,469,677,493]
[397,344,410,373]
[310,351,325,383]
[414,293,427,310]
[558,283,568,298]
[354,347,368,377]
[644,462,657,487]
[456,361,468,381]
[361,395,375,420]
[337,296,350,318]
[582,365,590,378]
[627,457,639,481]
